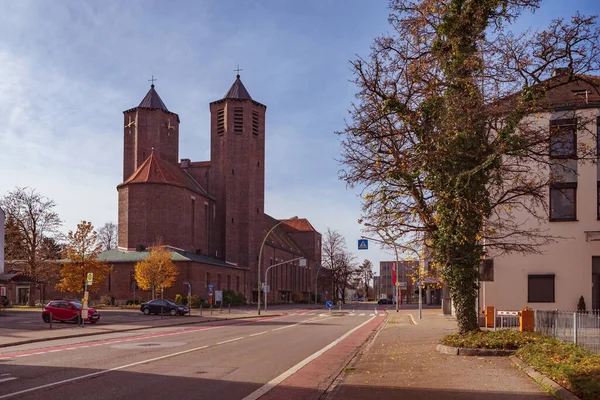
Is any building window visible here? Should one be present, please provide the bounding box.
[227,275,231,290]
[252,111,259,136]
[217,274,221,290]
[550,119,576,158]
[528,274,555,303]
[234,107,243,134]
[236,276,240,292]
[207,273,211,288]
[550,183,576,221]
[217,109,225,135]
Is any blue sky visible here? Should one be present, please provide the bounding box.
[1,0,598,274]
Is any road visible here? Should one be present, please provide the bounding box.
[0,303,387,400]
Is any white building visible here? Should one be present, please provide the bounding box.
[483,73,600,312]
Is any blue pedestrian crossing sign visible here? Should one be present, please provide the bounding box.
[326,301,334,309]
[358,239,368,250]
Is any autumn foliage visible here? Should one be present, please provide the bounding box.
[134,247,178,299]
[57,221,109,294]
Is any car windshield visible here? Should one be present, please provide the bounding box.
[165,300,178,306]
[71,302,82,309]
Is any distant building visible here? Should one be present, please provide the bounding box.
[0,207,4,275]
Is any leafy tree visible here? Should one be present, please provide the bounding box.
[98,222,118,251]
[357,259,374,297]
[338,1,600,332]
[1,187,62,305]
[56,221,108,294]
[134,247,178,299]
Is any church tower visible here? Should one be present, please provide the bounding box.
[122,83,180,181]
[209,75,266,275]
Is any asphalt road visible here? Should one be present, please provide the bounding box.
[0,303,385,400]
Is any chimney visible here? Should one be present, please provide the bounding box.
[180,158,190,169]
[552,67,571,78]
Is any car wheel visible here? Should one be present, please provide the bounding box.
[143,308,150,315]
[42,315,50,323]
[169,309,177,316]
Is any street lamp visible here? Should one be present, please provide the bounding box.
[257,216,298,315]
[314,263,323,305]
[264,256,306,312]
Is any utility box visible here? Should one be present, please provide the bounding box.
[485,306,495,328]
[519,308,534,332]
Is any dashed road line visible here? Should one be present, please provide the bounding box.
[217,337,244,345]
[249,331,267,337]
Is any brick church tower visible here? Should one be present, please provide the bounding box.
[122,84,180,181]
[209,75,266,275]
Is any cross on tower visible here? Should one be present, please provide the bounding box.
[234,65,243,78]
[148,75,157,86]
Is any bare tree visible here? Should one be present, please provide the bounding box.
[98,222,118,251]
[338,0,600,332]
[357,259,374,297]
[0,187,62,305]
[321,228,359,303]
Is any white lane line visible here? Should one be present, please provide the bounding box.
[242,316,376,400]
[0,378,17,384]
[217,337,244,345]
[0,374,10,377]
[370,313,375,316]
[272,325,293,332]
[359,313,365,316]
[0,345,209,400]
[349,313,356,316]
[409,314,417,325]
[249,331,268,337]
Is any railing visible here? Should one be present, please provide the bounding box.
[490,309,600,354]
[535,310,600,354]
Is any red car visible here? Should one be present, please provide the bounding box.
[42,300,100,324]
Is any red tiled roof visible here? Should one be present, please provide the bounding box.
[120,153,210,197]
[282,218,317,232]
[263,214,306,256]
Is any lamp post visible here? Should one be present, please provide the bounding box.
[257,216,298,315]
[264,256,305,312]
[314,263,323,305]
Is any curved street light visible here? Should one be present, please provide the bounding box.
[257,216,298,315]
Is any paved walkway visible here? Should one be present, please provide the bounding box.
[331,309,552,400]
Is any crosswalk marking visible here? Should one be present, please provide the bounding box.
[359,313,365,316]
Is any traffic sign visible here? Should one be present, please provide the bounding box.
[395,281,400,287]
[358,239,368,250]
[326,301,334,309]
[86,273,93,285]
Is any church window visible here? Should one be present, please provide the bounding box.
[191,199,196,245]
[231,217,234,224]
[257,161,260,167]
[232,169,234,175]
[217,274,222,290]
[252,111,259,136]
[217,109,225,135]
[227,275,231,290]
[256,208,259,214]
[236,276,240,292]
[234,107,243,134]
[206,273,211,288]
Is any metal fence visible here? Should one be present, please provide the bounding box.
[490,309,600,354]
[535,310,600,354]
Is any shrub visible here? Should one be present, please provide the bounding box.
[441,329,543,350]
[100,294,114,306]
[577,295,587,313]
[125,299,141,306]
[174,294,188,305]
[188,295,201,308]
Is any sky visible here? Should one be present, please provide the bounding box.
[1,0,599,276]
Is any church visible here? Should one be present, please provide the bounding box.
[99,75,322,305]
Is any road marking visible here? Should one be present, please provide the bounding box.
[370,313,375,316]
[409,314,417,325]
[242,316,376,400]
[359,313,365,316]
[349,313,356,316]
[249,331,267,337]
[0,377,17,384]
[0,345,209,400]
[217,337,244,345]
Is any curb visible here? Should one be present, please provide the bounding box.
[510,356,581,400]
[436,344,515,356]
[0,313,283,349]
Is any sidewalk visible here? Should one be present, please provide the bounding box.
[331,309,552,399]
[0,307,315,349]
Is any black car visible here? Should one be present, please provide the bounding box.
[1,295,9,308]
[140,299,189,316]
[377,298,390,305]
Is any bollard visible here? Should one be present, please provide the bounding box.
[210,305,213,315]
[220,302,223,314]
[200,304,203,316]
[161,306,163,319]
[229,303,231,313]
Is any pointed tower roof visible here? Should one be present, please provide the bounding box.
[138,84,169,111]
[223,75,252,100]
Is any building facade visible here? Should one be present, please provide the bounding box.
[482,73,600,312]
